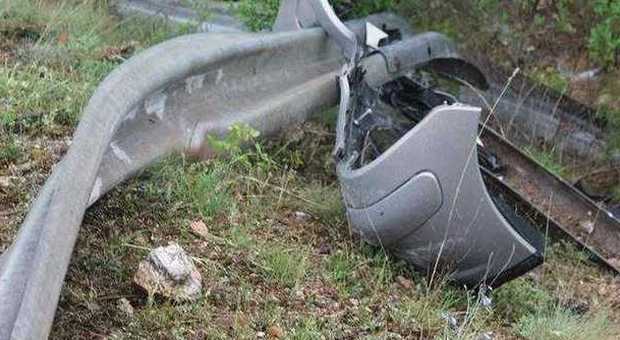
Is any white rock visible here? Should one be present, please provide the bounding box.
[117,298,134,316]
[0,176,12,188]
[476,332,495,340]
[133,242,202,301]
[190,220,209,239]
[294,211,311,222]
[579,220,595,234]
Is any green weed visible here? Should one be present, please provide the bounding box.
[589,0,620,68]
[208,123,261,157]
[325,248,362,295]
[295,183,344,226]
[0,133,22,165]
[0,63,92,130]
[259,245,308,288]
[524,146,569,179]
[340,0,397,18]
[235,0,399,32]
[0,0,196,132]
[236,0,280,31]
[530,66,569,93]
[291,317,322,340]
[149,159,234,222]
[389,285,463,336]
[493,278,554,322]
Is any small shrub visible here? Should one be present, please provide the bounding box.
[589,0,620,68]
[208,123,260,156]
[0,134,22,165]
[493,278,554,321]
[524,146,569,179]
[237,0,280,31]
[530,67,569,93]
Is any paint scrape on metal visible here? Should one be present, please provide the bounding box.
[110,141,133,164]
[88,177,103,206]
[144,91,168,119]
[185,74,205,94]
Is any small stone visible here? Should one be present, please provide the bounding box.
[133,242,202,301]
[85,301,101,312]
[349,298,359,306]
[317,242,331,255]
[395,275,413,289]
[480,294,493,308]
[536,0,553,10]
[293,211,311,222]
[190,220,209,239]
[479,284,493,308]
[0,176,13,188]
[579,220,595,234]
[117,298,134,316]
[256,331,266,338]
[476,332,495,340]
[267,325,284,338]
[441,312,459,330]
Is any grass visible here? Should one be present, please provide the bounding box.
[517,307,613,340]
[0,0,194,132]
[235,0,398,32]
[259,245,309,289]
[325,248,360,295]
[0,62,103,132]
[152,160,234,222]
[1,1,620,338]
[0,134,22,166]
[525,146,571,179]
[493,277,554,322]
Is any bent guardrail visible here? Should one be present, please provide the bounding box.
[0,11,432,339]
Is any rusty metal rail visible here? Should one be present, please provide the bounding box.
[480,127,620,272]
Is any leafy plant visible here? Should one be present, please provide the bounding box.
[208,123,260,156]
[589,0,620,68]
[524,146,569,179]
[236,0,280,31]
[493,278,554,322]
[0,134,22,165]
[530,66,569,93]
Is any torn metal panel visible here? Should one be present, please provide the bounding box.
[336,73,543,287]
